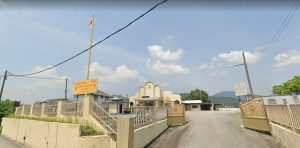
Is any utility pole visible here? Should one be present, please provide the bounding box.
[242,52,254,98]
[0,70,8,101]
[86,15,95,80]
[65,78,68,99]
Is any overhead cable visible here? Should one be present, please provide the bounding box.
[8,0,168,77]
[264,0,299,50]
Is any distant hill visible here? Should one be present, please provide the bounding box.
[180,91,245,107]
[213,91,236,98]
[210,91,244,108]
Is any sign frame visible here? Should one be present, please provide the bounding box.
[73,79,98,95]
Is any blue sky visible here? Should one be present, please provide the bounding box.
[1,1,300,103]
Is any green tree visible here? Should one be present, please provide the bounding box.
[0,99,21,123]
[272,76,300,95]
[187,89,210,102]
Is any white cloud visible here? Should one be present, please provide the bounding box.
[148,45,184,62]
[90,63,112,75]
[273,50,300,68]
[151,61,190,75]
[90,63,145,83]
[218,51,262,64]
[146,45,189,76]
[199,51,262,71]
[199,57,220,70]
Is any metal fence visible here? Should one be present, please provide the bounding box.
[240,98,266,119]
[62,102,83,116]
[132,106,168,129]
[32,104,42,116]
[266,104,300,133]
[23,105,31,115]
[15,106,23,115]
[91,100,117,142]
[44,103,58,116]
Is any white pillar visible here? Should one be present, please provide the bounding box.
[117,116,134,148]
[29,104,34,116]
[82,94,93,120]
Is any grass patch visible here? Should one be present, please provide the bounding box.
[7,114,80,124]
[80,124,104,136]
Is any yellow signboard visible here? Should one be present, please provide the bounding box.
[73,79,98,95]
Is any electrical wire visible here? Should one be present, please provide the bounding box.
[264,0,299,50]
[7,75,77,84]
[9,75,66,80]
[8,0,168,77]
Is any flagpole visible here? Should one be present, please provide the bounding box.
[86,15,94,80]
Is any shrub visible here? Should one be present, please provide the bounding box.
[80,124,104,136]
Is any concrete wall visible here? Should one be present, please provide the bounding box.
[134,119,168,148]
[1,118,112,148]
[109,103,118,113]
[78,135,110,148]
[270,123,300,148]
[218,108,241,112]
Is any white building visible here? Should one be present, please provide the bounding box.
[129,81,182,106]
[263,95,300,105]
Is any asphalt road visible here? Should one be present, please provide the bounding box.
[147,111,283,148]
[0,136,24,148]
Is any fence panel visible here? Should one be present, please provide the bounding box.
[290,104,300,131]
[62,102,83,117]
[132,106,168,129]
[15,106,22,115]
[32,105,42,116]
[23,105,31,115]
[44,103,58,116]
[167,104,185,126]
[239,97,269,132]
[266,104,300,133]
[265,105,291,127]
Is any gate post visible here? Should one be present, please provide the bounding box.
[117,116,134,148]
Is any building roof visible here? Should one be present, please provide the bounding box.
[182,100,203,104]
[37,98,70,104]
[94,90,112,97]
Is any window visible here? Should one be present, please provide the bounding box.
[268,99,277,105]
[144,101,154,106]
[192,104,198,108]
[282,99,287,104]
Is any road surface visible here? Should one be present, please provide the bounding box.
[0,136,24,148]
[147,111,283,148]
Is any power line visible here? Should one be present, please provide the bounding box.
[8,75,76,83]
[9,75,65,80]
[264,0,299,50]
[8,0,168,77]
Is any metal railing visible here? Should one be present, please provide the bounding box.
[32,104,42,116]
[44,103,58,116]
[15,106,23,115]
[62,102,83,116]
[132,106,168,129]
[240,100,266,119]
[266,104,300,133]
[91,101,117,142]
[23,105,31,115]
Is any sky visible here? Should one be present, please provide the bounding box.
[1,1,300,103]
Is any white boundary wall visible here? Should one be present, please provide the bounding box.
[270,122,300,148]
[134,119,168,148]
[1,118,111,148]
